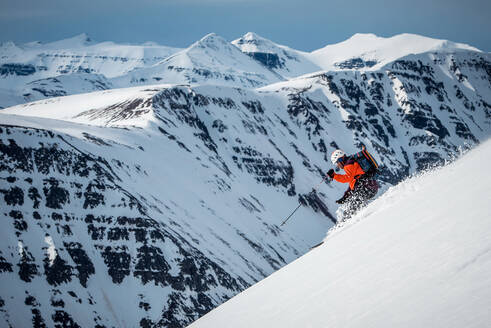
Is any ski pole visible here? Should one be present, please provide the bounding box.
[280,174,330,227]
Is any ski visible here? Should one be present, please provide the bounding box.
[310,241,324,250]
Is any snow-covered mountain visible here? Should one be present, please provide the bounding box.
[232,32,321,78]
[2,32,483,110]
[190,137,491,328]
[309,33,481,71]
[0,33,182,79]
[0,33,182,108]
[0,32,490,327]
[112,33,284,89]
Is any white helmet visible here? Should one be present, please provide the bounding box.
[331,149,346,165]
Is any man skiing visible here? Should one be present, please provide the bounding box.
[326,149,379,220]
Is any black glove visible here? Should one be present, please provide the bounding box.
[327,169,335,179]
[335,198,345,204]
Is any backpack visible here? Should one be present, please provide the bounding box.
[352,147,379,176]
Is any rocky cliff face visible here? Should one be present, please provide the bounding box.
[0,33,490,327]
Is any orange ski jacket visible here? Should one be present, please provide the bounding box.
[333,158,366,190]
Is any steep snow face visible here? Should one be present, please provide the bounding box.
[114,33,284,89]
[232,32,321,78]
[189,137,491,328]
[309,33,482,71]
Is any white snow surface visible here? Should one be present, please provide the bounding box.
[189,138,491,328]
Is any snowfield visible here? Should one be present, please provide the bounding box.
[189,138,491,328]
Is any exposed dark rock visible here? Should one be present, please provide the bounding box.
[336,58,377,69]
[44,253,73,286]
[28,187,42,208]
[414,151,445,171]
[242,100,265,114]
[0,255,13,273]
[287,93,326,138]
[17,248,38,282]
[52,310,81,328]
[43,179,70,209]
[2,186,24,206]
[64,242,95,287]
[0,63,36,76]
[31,308,47,328]
[10,210,27,231]
[101,246,131,284]
[245,52,284,69]
[299,191,336,224]
[134,244,171,286]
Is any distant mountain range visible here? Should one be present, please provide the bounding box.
[0,32,482,109]
[0,32,490,327]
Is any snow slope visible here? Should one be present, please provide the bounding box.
[189,138,491,328]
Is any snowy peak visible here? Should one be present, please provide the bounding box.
[309,32,482,71]
[186,32,253,62]
[43,33,95,49]
[232,32,280,53]
[115,33,284,88]
[193,33,231,50]
[233,32,322,78]
[1,31,487,109]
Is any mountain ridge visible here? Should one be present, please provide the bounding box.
[1,31,485,109]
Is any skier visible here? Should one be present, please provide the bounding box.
[326,149,379,221]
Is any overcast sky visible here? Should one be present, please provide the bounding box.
[1,0,490,51]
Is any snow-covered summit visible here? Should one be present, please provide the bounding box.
[41,33,95,49]
[192,33,231,50]
[114,32,283,88]
[1,31,488,109]
[232,32,322,78]
[232,32,283,54]
[309,32,482,71]
[190,137,491,328]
